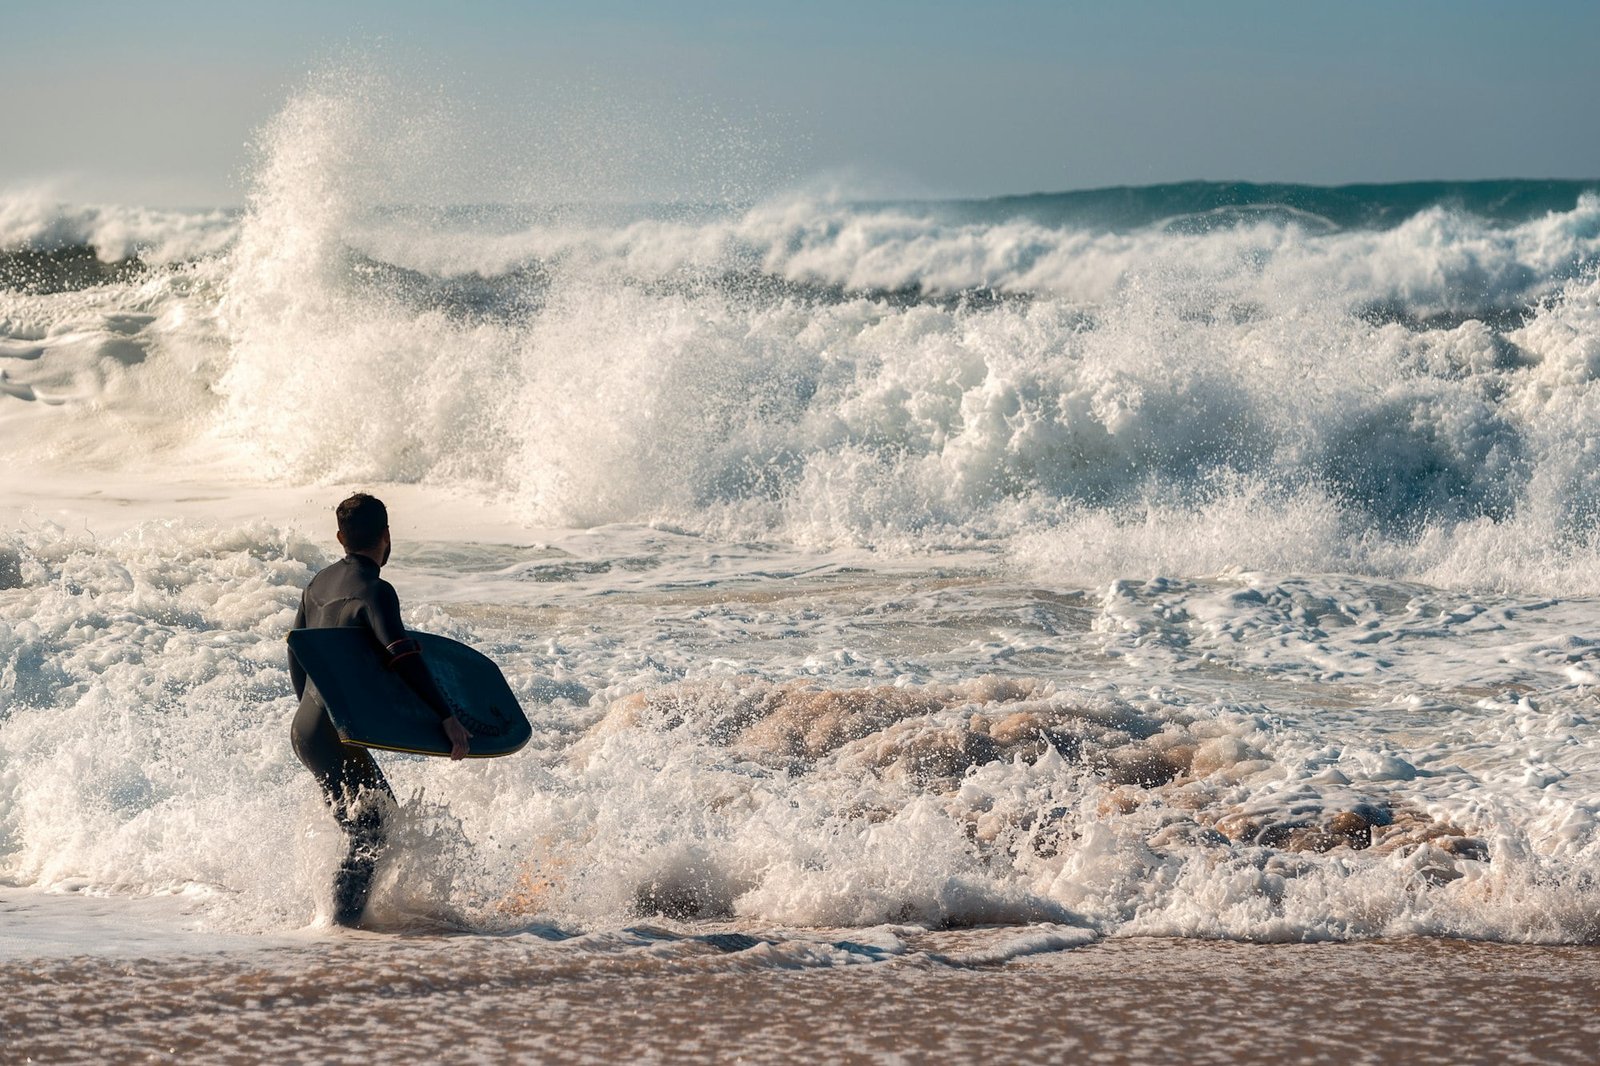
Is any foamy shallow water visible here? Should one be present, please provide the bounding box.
[0,885,297,960]
[3,477,1598,949]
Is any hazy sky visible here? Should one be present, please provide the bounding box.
[5,0,1597,206]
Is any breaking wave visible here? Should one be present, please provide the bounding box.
[4,76,1600,591]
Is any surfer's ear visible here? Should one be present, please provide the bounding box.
[336,530,348,550]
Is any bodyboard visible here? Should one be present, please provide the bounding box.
[287,628,531,758]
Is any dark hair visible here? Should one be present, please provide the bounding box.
[336,493,388,551]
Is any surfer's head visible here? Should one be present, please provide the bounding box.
[336,493,391,566]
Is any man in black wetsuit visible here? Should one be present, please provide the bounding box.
[287,493,471,927]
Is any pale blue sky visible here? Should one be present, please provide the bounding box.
[4,0,1596,205]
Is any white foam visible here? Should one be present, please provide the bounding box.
[0,186,238,264]
[0,884,294,959]
[0,503,1597,945]
[6,121,1599,597]
[338,191,1600,315]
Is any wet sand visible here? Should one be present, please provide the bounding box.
[5,936,1597,1064]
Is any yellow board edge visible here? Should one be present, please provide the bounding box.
[342,737,526,759]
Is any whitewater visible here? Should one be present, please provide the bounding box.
[3,76,1600,1062]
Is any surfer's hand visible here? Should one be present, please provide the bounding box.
[443,716,471,760]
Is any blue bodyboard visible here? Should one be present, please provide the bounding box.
[287,628,531,758]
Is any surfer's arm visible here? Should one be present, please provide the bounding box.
[385,638,453,720]
[370,582,470,758]
[387,638,472,760]
[288,597,308,700]
[367,581,452,719]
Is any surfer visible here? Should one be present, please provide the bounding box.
[287,493,471,927]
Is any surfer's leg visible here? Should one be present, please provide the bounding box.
[327,750,394,927]
[291,695,394,926]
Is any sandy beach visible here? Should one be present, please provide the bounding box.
[6,934,1597,1064]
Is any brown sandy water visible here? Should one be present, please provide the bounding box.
[5,935,1597,1065]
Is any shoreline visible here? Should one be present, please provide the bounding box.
[4,934,1596,1064]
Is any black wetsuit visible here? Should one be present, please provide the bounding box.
[288,554,452,926]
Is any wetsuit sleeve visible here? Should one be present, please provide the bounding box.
[289,593,308,700]
[366,580,410,650]
[371,581,455,721]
